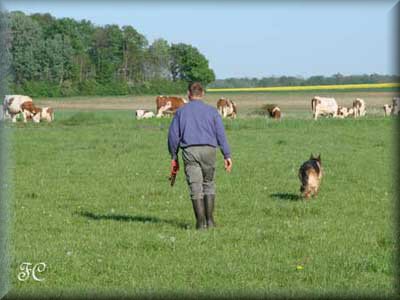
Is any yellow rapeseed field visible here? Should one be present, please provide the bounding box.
[207,82,400,92]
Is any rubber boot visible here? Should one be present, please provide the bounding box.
[204,194,216,228]
[191,198,207,230]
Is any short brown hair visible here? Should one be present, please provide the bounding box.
[188,82,204,97]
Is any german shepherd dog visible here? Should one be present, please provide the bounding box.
[299,154,323,199]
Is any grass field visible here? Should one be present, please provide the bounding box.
[5,91,398,298]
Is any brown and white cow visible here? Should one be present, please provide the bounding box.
[25,106,54,122]
[265,105,281,120]
[136,109,155,120]
[392,97,400,115]
[217,98,237,119]
[4,95,41,123]
[156,101,173,118]
[353,98,366,118]
[337,106,354,118]
[39,107,54,122]
[311,96,338,120]
[155,96,187,117]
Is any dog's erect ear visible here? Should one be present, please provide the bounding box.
[310,153,314,159]
[317,154,321,161]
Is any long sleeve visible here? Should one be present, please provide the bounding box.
[168,113,180,160]
[214,114,231,159]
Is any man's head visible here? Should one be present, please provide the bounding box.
[188,82,204,100]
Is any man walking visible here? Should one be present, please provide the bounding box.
[168,82,232,230]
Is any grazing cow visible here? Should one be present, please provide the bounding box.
[392,97,400,115]
[40,107,54,122]
[311,96,338,120]
[156,96,187,117]
[22,104,42,123]
[217,98,237,119]
[383,104,393,117]
[4,95,41,123]
[23,106,53,123]
[262,104,281,120]
[136,109,155,120]
[337,106,354,118]
[268,105,281,120]
[353,98,366,118]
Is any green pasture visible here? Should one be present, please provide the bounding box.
[5,110,396,298]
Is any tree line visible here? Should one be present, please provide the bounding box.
[5,11,215,97]
[4,11,398,98]
[208,73,400,89]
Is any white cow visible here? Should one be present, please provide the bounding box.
[136,109,155,120]
[3,95,41,123]
[311,96,338,120]
[392,97,400,115]
[353,98,366,118]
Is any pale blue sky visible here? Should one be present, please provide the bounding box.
[1,0,398,79]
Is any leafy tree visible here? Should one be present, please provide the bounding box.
[91,26,120,83]
[44,34,74,85]
[0,11,11,96]
[145,38,170,80]
[10,11,43,83]
[71,20,96,82]
[8,11,214,96]
[121,25,148,83]
[170,43,215,85]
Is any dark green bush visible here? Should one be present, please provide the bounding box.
[11,79,187,98]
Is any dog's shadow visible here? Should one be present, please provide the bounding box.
[77,211,190,229]
[270,192,302,201]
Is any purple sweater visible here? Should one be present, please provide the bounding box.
[168,99,231,160]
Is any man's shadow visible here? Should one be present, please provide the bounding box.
[270,192,302,201]
[77,211,190,229]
